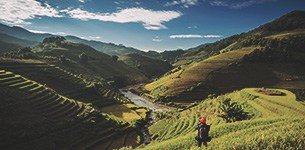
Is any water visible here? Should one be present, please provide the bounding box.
[120,89,171,112]
[120,89,171,144]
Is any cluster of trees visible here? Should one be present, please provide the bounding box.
[79,53,88,64]
[39,36,66,49]
[59,55,68,64]
[111,55,118,62]
[3,47,37,59]
[242,36,305,62]
[218,99,250,123]
[42,36,66,44]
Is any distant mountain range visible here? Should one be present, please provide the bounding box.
[0,23,143,56]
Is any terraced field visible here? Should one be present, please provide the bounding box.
[144,47,257,101]
[101,103,148,123]
[0,59,130,107]
[144,45,305,104]
[142,88,305,150]
[0,70,140,149]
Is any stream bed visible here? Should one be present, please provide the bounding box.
[120,89,171,144]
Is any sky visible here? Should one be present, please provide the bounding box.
[0,0,305,51]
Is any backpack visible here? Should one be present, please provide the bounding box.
[197,124,211,142]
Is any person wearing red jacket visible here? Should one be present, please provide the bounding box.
[194,118,211,147]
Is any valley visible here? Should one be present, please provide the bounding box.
[0,7,305,150]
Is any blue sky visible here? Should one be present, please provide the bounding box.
[0,0,305,51]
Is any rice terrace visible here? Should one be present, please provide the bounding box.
[0,0,305,150]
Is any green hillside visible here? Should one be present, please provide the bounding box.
[65,36,142,56]
[0,33,38,54]
[0,40,21,54]
[0,33,37,47]
[0,10,305,150]
[119,53,173,78]
[0,58,130,106]
[0,23,54,42]
[143,11,305,105]
[0,69,142,149]
[141,88,305,149]
[0,23,146,56]
[139,49,185,63]
[5,37,149,87]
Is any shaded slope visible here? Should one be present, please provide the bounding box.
[0,70,139,150]
[0,41,21,54]
[0,23,53,42]
[0,33,37,46]
[0,58,130,107]
[119,53,173,78]
[32,41,148,86]
[0,23,145,56]
[65,35,141,56]
[0,33,37,54]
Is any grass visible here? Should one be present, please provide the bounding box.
[101,104,148,123]
[136,88,305,150]
[0,58,131,106]
[0,69,141,149]
[144,47,257,99]
[264,29,305,39]
[33,41,148,86]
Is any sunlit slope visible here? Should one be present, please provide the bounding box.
[142,88,305,150]
[145,47,256,99]
[144,11,305,103]
[0,70,140,149]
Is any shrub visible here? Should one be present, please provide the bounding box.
[18,47,32,54]
[59,55,68,64]
[218,98,250,123]
[79,53,88,64]
[112,55,119,62]
[42,36,66,44]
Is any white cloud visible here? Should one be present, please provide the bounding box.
[79,0,86,3]
[187,25,198,29]
[165,0,199,8]
[152,36,162,42]
[152,39,162,42]
[28,29,67,35]
[177,46,184,49]
[28,29,50,34]
[169,34,223,39]
[62,7,182,30]
[88,36,101,40]
[209,0,276,9]
[203,35,223,38]
[0,0,61,25]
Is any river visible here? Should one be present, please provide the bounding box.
[120,89,171,112]
[120,89,172,144]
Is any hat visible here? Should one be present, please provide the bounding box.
[200,118,206,123]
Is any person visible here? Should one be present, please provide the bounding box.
[194,117,211,147]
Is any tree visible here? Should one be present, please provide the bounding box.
[18,47,32,54]
[112,55,119,62]
[79,53,88,64]
[42,36,66,44]
[218,99,250,123]
[59,55,67,64]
